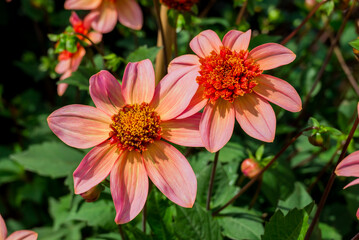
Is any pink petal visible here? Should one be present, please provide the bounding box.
[143,140,196,208]
[189,30,223,58]
[344,178,359,189]
[74,142,119,194]
[116,0,143,30]
[234,93,276,142]
[69,11,81,27]
[168,54,200,73]
[70,46,86,72]
[58,70,72,96]
[199,99,235,153]
[110,150,148,224]
[176,86,207,119]
[357,208,359,220]
[91,1,118,34]
[222,29,251,52]
[162,113,204,147]
[6,231,38,240]
[122,59,155,104]
[87,31,102,44]
[335,151,359,177]
[47,104,111,149]
[253,74,302,112]
[64,0,101,10]
[248,43,296,71]
[151,67,200,121]
[0,214,7,240]
[55,59,71,74]
[89,70,125,116]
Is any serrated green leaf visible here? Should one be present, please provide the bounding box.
[11,142,83,178]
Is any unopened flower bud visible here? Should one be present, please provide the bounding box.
[80,184,104,202]
[241,158,262,179]
[308,133,324,147]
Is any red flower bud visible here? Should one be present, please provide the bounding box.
[241,158,262,179]
[80,185,104,202]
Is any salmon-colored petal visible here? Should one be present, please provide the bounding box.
[234,94,276,142]
[69,11,81,26]
[176,86,207,119]
[168,54,200,73]
[344,178,359,189]
[91,1,118,33]
[55,59,71,74]
[248,43,296,70]
[74,142,119,194]
[151,67,199,121]
[58,70,72,96]
[222,29,251,52]
[335,151,359,177]
[87,31,102,44]
[70,47,86,72]
[162,113,203,147]
[6,230,38,240]
[64,0,101,10]
[189,30,223,58]
[143,140,196,208]
[116,0,143,30]
[253,74,302,112]
[83,11,99,29]
[122,59,155,104]
[0,214,7,240]
[90,70,125,116]
[199,99,235,153]
[111,150,148,224]
[47,104,111,149]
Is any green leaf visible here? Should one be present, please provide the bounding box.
[175,204,222,240]
[349,39,359,51]
[48,33,60,42]
[218,207,264,240]
[58,66,98,91]
[126,45,161,63]
[319,223,342,240]
[66,36,78,53]
[255,145,265,161]
[0,157,24,185]
[49,195,81,230]
[11,142,83,178]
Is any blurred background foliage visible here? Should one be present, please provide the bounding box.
[1,0,359,239]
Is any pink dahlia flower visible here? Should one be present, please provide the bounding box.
[167,29,302,152]
[55,12,102,96]
[64,0,143,33]
[0,214,37,240]
[48,59,201,224]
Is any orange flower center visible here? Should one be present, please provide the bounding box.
[196,46,263,103]
[109,103,162,152]
[160,0,198,11]
[58,50,74,61]
[73,22,88,40]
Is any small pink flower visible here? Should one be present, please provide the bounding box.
[167,29,302,152]
[64,0,143,33]
[48,59,201,224]
[55,12,102,96]
[0,214,37,240]
[241,158,262,178]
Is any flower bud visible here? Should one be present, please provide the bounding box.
[80,184,104,202]
[308,133,324,147]
[241,158,262,179]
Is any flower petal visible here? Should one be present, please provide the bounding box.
[64,0,101,10]
[122,59,155,104]
[253,74,302,112]
[222,29,251,52]
[189,30,222,58]
[116,0,143,30]
[69,11,81,26]
[111,150,148,224]
[143,140,197,208]
[58,70,72,96]
[248,43,296,70]
[0,214,7,240]
[199,98,235,153]
[87,31,102,44]
[162,113,203,147]
[234,93,276,142]
[55,59,71,74]
[344,178,359,189]
[176,86,207,119]
[6,230,38,240]
[91,1,118,33]
[70,46,86,72]
[90,70,125,116]
[47,104,111,149]
[151,67,199,121]
[335,151,359,177]
[74,142,119,194]
[168,54,200,73]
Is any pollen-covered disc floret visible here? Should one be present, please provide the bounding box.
[197,46,263,103]
[109,103,162,152]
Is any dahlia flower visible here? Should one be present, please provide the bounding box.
[0,214,37,240]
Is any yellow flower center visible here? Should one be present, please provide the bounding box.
[196,46,263,103]
[109,103,162,152]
